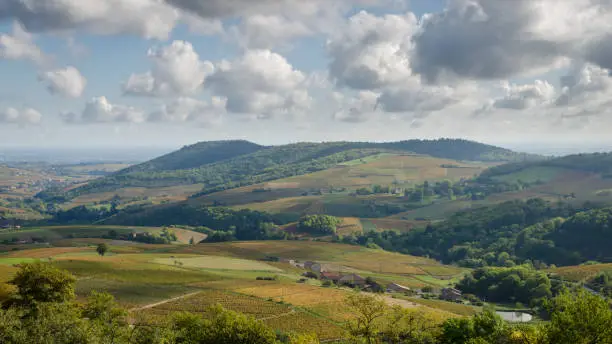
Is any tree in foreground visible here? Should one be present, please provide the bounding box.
[171,305,277,344]
[8,262,76,310]
[97,243,109,256]
[545,289,612,344]
[344,292,386,344]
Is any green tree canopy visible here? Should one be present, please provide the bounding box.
[96,243,109,256]
[8,262,76,310]
[297,215,341,235]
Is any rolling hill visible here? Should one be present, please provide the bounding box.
[52,139,538,203]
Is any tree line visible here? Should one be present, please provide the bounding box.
[340,199,612,268]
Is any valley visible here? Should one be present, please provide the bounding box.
[3,139,612,343]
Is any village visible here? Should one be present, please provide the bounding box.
[269,256,464,303]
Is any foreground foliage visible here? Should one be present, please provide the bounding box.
[2,263,612,343]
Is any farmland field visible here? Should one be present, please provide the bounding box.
[491,166,568,184]
[154,256,282,271]
[139,288,347,340]
[67,184,205,208]
[0,231,473,341]
[0,225,163,243]
[0,225,204,246]
[548,263,612,281]
[194,154,495,208]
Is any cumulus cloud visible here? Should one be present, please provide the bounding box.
[39,66,87,98]
[228,15,311,49]
[377,85,461,114]
[327,11,417,90]
[493,80,556,110]
[412,0,569,82]
[550,63,612,123]
[556,64,612,107]
[206,50,311,116]
[0,107,42,125]
[332,91,379,123]
[0,0,178,39]
[412,0,612,83]
[63,97,145,123]
[149,97,225,124]
[0,22,44,63]
[123,41,214,97]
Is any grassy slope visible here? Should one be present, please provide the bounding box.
[1,238,467,339]
[548,263,612,282]
[64,139,532,201]
[198,154,494,209]
[0,225,161,242]
[0,225,204,245]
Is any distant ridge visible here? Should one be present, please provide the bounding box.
[48,139,540,201]
[122,140,264,173]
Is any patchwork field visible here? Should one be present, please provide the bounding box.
[0,233,473,340]
[155,256,283,272]
[194,154,495,208]
[548,263,612,282]
[67,184,205,208]
[0,225,204,245]
[0,225,160,242]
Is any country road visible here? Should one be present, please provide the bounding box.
[129,291,201,312]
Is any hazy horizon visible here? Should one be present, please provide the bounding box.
[3,138,612,164]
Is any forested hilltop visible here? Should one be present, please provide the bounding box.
[356,199,612,267]
[479,152,612,180]
[42,139,538,202]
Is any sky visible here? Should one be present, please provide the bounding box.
[1,0,612,150]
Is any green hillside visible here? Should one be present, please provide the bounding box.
[480,152,612,180]
[122,140,264,173]
[52,139,537,202]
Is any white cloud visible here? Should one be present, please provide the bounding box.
[556,63,612,107]
[412,0,612,83]
[332,91,379,123]
[377,84,461,114]
[0,22,44,63]
[206,50,311,116]
[63,97,145,123]
[228,15,311,49]
[39,66,87,98]
[0,0,179,39]
[327,11,417,90]
[551,64,612,123]
[492,80,556,110]
[0,107,42,125]
[149,97,225,124]
[123,41,214,97]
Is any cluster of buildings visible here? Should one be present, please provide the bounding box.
[279,257,463,301]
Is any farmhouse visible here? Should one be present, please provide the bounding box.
[280,258,295,265]
[304,261,316,270]
[387,283,411,293]
[311,263,337,273]
[339,274,366,287]
[320,272,342,283]
[441,287,462,301]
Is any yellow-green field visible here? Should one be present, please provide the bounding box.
[193,154,495,208]
[548,263,612,281]
[0,236,470,340]
[154,256,283,272]
[0,225,203,245]
[67,184,205,208]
